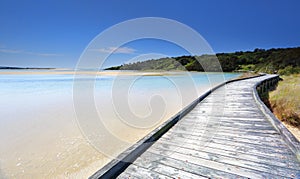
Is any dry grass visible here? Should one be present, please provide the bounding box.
[269,74,300,127]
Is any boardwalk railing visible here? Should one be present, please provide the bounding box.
[256,75,280,96]
[253,75,300,160]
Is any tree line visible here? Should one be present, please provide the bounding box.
[106,47,300,75]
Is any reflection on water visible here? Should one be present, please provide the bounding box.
[0,70,240,178]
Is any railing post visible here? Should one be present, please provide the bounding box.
[257,76,279,100]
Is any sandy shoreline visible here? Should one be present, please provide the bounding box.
[0,69,229,76]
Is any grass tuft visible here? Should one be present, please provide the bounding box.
[269,74,300,127]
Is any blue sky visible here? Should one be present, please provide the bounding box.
[0,0,299,68]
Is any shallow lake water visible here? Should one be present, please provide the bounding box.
[0,70,240,178]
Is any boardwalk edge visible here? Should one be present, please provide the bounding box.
[252,75,300,161]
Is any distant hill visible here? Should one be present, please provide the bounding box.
[106,47,300,75]
[0,66,54,70]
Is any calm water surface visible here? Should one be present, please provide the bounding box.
[0,70,240,178]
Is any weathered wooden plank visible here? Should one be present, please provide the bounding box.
[198,101,256,104]
[155,139,300,170]
[182,116,269,123]
[175,119,270,128]
[194,113,265,118]
[173,122,279,134]
[150,142,299,177]
[118,164,173,179]
[205,98,255,102]
[178,118,274,128]
[182,116,271,125]
[193,107,261,112]
[138,151,246,179]
[132,154,208,179]
[187,113,266,119]
[162,133,294,156]
[147,148,281,178]
[177,121,276,131]
[202,109,262,114]
[167,128,283,145]
[163,130,289,149]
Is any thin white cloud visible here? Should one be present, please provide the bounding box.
[0,49,23,54]
[91,47,136,54]
[0,48,62,57]
[26,51,62,57]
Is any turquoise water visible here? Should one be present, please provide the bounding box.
[0,70,240,178]
[0,72,237,94]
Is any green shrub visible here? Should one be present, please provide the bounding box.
[278,66,300,75]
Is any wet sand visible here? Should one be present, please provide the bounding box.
[0,99,181,178]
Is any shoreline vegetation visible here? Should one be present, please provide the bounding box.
[105,47,300,75]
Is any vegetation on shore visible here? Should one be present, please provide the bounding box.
[106,47,300,75]
[268,74,300,127]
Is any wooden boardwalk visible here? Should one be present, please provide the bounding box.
[93,75,300,178]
